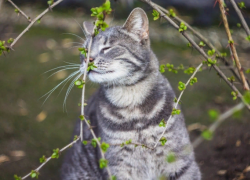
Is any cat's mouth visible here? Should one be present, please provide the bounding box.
[88,70,115,74]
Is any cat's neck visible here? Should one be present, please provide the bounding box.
[102,71,159,108]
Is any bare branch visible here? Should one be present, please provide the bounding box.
[9,0,64,49]
[192,102,245,148]
[141,0,250,111]
[7,0,31,22]
[218,0,249,90]
[229,0,250,36]
[21,137,80,179]
[153,63,203,148]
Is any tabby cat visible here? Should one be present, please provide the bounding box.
[61,8,201,180]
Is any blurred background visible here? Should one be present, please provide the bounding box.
[0,0,250,179]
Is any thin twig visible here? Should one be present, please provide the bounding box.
[9,0,64,49]
[229,0,250,36]
[21,137,80,179]
[192,102,245,148]
[218,0,249,90]
[141,0,250,111]
[152,2,242,84]
[7,0,31,22]
[80,21,112,178]
[153,63,203,148]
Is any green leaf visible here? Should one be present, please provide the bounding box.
[169,9,176,17]
[79,115,85,121]
[208,109,219,121]
[166,152,176,163]
[187,43,192,47]
[243,91,250,104]
[245,69,250,74]
[159,137,167,146]
[159,119,166,127]
[207,49,215,56]
[101,142,110,152]
[74,79,85,89]
[202,130,213,140]
[178,81,186,91]
[7,38,14,44]
[39,155,46,163]
[51,148,60,159]
[125,139,132,145]
[237,23,241,28]
[179,22,187,32]
[171,108,181,115]
[206,58,217,66]
[99,158,108,169]
[82,140,88,145]
[14,175,22,180]
[231,91,238,100]
[199,41,206,47]
[227,76,235,82]
[152,10,160,21]
[159,64,165,73]
[91,137,101,148]
[184,67,195,75]
[246,35,250,42]
[30,170,39,179]
[87,62,97,72]
[238,2,246,9]
[73,135,78,141]
[190,77,197,86]
[110,175,117,180]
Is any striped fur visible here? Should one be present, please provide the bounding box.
[61,8,201,180]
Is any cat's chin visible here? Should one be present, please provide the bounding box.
[88,70,116,84]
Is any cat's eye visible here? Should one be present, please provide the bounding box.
[102,47,111,54]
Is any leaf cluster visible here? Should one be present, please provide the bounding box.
[152,10,160,21]
[179,22,187,32]
[159,137,167,146]
[91,1,112,35]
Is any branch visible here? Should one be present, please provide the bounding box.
[153,63,203,148]
[7,0,31,22]
[141,0,250,111]
[229,0,250,36]
[152,2,242,84]
[218,0,249,90]
[192,102,245,148]
[21,137,80,179]
[80,21,112,179]
[9,0,64,49]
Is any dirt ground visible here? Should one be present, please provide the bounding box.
[193,120,250,180]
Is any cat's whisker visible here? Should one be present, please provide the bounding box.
[67,46,83,50]
[62,33,85,42]
[57,72,81,98]
[72,19,86,38]
[43,65,80,74]
[64,42,84,46]
[46,67,79,79]
[40,71,80,105]
[63,61,81,65]
[63,73,83,112]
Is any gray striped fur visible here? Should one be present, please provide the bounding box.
[61,8,201,180]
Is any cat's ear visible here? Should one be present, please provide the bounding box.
[123,8,149,40]
[83,21,94,36]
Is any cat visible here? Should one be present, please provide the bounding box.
[61,8,201,180]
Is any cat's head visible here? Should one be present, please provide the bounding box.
[80,8,158,86]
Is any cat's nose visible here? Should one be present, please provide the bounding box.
[84,57,95,62]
